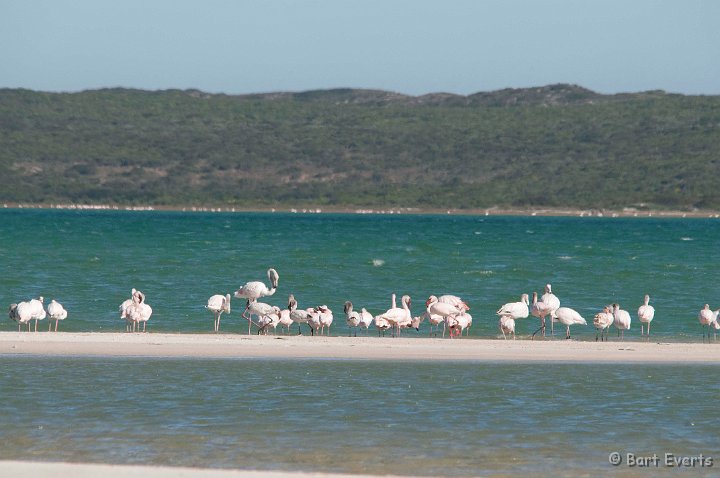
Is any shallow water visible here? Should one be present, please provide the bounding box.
[0,357,717,476]
[2,209,720,341]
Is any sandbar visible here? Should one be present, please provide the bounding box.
[0,332,718,363]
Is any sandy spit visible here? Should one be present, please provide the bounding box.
[0,461,415,478]
[0,332,718,363]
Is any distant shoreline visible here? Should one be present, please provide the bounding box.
[3,202,720,218]
[2,333,719,363]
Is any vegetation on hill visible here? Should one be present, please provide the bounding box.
[1,84,719,210]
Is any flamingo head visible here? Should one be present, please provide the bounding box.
[521,294,529,305]
[268,268,279,288]
[343,301,352,314]
[545,284,552,293]
[425,295,438,307]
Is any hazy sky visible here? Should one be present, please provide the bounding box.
[1,0,718,95]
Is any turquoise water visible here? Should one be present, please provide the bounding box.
[1,209,720,339]
[2,210,720,476]
[0,357,717,477]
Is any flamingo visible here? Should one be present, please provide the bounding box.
[426,295,463,338]
[497,294,530,320]
[374,315,391,337]
[120,288,139,332]
[711,314,720,340]
[234,268,279,334]
[288,294,312,335]
[206,294,231,332]
[344,301,362,337]
[376,295,412,337]
[541,284,560,335]
[244,299,279,334]
[554,307,586,339]
[128,301,153,332]
[306,307,322,336]
[358,308,374,334]
[317,305,333,336]
[698,304,716,341]
[446,312,472,338]
[278,308,293,334]
[47,299,67,332]
[26,297,46,332]
[9,303,31,331]
[257,309,281,335]
[637,294,655,336]
[593,306,614,341]
[612,303,631,340]
[423,310,445,337]
[498,315,515,340]
[531,291,553,339]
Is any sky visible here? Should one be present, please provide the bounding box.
[1,0,718,96]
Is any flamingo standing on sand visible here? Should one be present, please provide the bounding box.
[344,301,362,337]
[593,306,614,341]
[498,315,515,339]
[375,295,411,337]
[612,303,631,340]
[206,294,231,332]
[698,304,717,341]
[278,308,293,334]
[288,294,312,335]
[497,294,529,337]
[541,284,560,335]
[359,308,374,334]
[554,307,586,339]
[637,294,655,336]
[531,292,553,339]
[317,305,333,336]
[24,297,46,332]
[234,268,279,334]
[425,295,463,338]
[374,315,391,337]
[244,299,279,333]
[47,299,67,332]
[9,303,32,331]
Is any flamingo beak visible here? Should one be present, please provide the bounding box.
[425,299,431,307]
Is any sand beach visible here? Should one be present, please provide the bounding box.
[1,331,717,363]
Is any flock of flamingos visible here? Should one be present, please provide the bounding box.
[7,268,720,341]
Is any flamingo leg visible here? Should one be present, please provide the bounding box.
[648,322,651,336]
[49,321,52,332]
[501,328,507,340]
[55,320,59,332]
[550,315,554,335]
[566,325,570,339]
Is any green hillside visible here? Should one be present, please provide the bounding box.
[1,84,719,210]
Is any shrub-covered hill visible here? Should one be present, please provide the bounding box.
[1,84,719,210]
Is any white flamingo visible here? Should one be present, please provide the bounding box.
[541,284,560,335]
[344,301,362,337]
[288,294,312,335]
[26,297,46,332]
[306,307,322,336]
[120,288,140,332]
[278,308,293,334]
[206,294,231,332]
[359,308,374,334]
[531,291,553,339]
[9,303,32,331]
[423,310,445,337]
[244,299,279,334]
[374,315,391,337]
[698,304,716,341]
[257,309,281,335]
[554,307,586,339]
[376,295,412,337]
[47,299,67,332]
[234,268,279,334]
[593,306,614,341]
[498,315,515,340]
[497,294,530,320]
[128,301,153,332]
[613,303,631,340]
[425,295,463,338]
[446,312,472,338]
[637,294,655,336]
[317,305,333,336]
